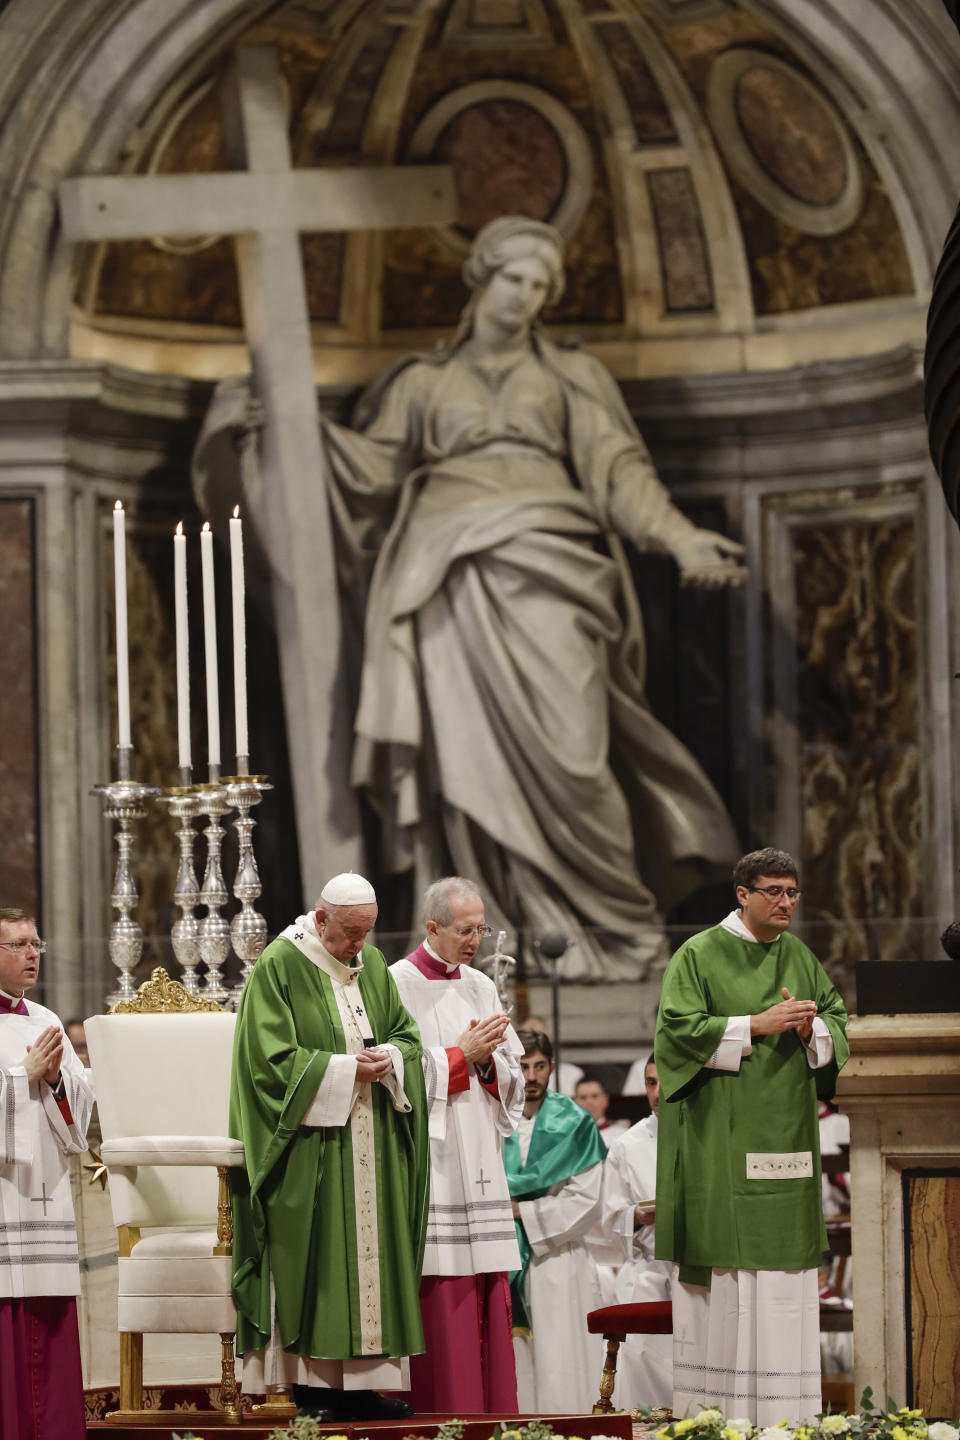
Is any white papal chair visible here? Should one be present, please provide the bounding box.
[85,968,244,1424]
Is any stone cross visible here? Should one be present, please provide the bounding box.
[59,45,456,892]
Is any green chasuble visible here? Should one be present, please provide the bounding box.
[654,923,848,1282]
[503,1090,607,1328]
[229,934,430,1361]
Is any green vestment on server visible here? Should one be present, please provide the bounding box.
[654,924,848,1282]
[229,935,430,1361]
[503,1089,607,1328]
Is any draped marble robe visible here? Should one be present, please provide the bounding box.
[655,910,849,1424]
[0,992,94,1440]
[390,943,523,1412]
[195,332,738,980]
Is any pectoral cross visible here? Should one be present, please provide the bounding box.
[475,1169,492,1195]
[30,1183,51,1215]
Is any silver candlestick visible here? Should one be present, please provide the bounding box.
[224,774,273,1008]
[159,783,203,997]
[196,780,232,1005]
[486,929,517,1016]
[92,746,161,1009]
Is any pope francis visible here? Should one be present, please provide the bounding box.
[229,873,429,1421]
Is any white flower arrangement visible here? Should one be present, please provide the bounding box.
[655,1392,960,1440]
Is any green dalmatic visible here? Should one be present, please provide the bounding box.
[654,925,849,1285]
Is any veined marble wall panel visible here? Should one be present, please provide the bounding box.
[905,1170,960,1415]
[0,498,39,918]
[593,20,677,144]
[645,167,714,311]
[762,481,933,986]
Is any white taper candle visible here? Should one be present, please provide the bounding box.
[112,501,131,749]
[229,506,248,768]
[174,522,191,771]
[200,522,220,770]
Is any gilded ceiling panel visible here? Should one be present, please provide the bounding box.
[72,0,916,352]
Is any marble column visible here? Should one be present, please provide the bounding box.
[0,358,204,1018]
[837,1013,960,1414]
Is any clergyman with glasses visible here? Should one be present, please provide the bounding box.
[0,906,94,1440]
[653,847,849,1426]
[389,876,524,1413]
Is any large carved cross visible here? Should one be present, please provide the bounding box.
[59,45,456,893]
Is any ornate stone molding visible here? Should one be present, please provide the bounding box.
[706,48,863,237]
[407,81,594,255]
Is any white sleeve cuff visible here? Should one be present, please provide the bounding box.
[0,1069,34,1166]
[302,1054,359,1128]
[803,1015,835,1069]
[704,1014,752,1071]
[519,1196,548,1253]
[379,1043,412,1112]
[423,1046,450,1140]
[39,1083,85,1154]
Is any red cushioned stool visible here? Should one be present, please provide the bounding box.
[586,1300,673,1414]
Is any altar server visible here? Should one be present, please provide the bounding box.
[230,873,429,1422]
[506,1027,607,1414]
[601,1055,672,1409]
[0,907,94,1440]
[391,876,524,1412]
[655,847,848,1425]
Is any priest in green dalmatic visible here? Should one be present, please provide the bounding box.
[654,847,848,1426]
[229,872,430,1422]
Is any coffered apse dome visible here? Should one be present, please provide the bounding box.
[5,0,951,386]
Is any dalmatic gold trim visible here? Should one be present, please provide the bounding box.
[331,981,384,1356]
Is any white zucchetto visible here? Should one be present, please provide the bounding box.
[319,872,377,906]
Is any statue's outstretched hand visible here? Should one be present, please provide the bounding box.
[674,530,746,588]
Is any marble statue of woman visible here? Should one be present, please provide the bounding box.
[195,217,744,979]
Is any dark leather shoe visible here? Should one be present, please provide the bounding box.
[346,1390,415,1421]
[292,1383,346,1421]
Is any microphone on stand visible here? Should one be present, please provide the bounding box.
[538,930,568,963]
[538,930,568,1089]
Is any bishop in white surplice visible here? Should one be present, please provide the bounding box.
[390,877,524,1413]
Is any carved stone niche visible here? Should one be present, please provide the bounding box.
[836,1013,960,1416]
